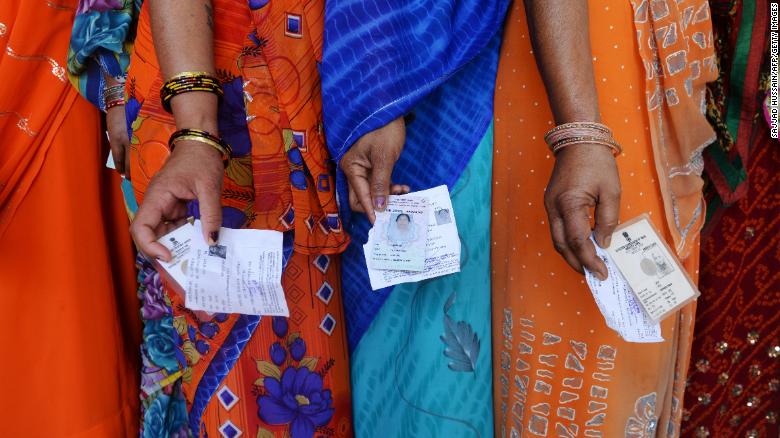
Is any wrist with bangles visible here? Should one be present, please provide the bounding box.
[160,71,223,113]
[103,83,125,110]
[544,121,622,156]
[160,71,231,167]
[168,129,232,167]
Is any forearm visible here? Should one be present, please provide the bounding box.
[524,0,600,124]
[149,0,218,132]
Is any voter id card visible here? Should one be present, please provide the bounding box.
[605,214,700,322]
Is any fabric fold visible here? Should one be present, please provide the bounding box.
[320,0,509,350]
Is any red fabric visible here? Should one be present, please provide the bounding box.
[682,128,780,437]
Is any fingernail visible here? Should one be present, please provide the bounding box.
[374,196,386,210]
[604,235,612,248]
[208,231,219,246]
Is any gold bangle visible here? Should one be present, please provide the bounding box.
[551,138,623,156]
[168,129,232,167]
[544,122,612,143]
[165,71,214,81]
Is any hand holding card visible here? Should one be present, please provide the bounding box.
[604,215,700,322]
[364,185,462,290]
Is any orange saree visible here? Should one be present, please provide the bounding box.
[0,0,140,436]
[492,1,716,436]
[126,1,353,437]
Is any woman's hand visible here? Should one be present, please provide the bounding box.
[544,144,621,280]
[129,141,224,261]
[106,104,131,179]
[341,117,409,223]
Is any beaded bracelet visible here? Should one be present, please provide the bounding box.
[168,128,232,167]
[544,122,622,156]
[105,98,125,110]
[103,84,125,110]
[160,71,223,113]
[550,137,622,156]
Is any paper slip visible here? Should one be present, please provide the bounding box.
[585,236,663,343]
[606,215,700,322]
[106,149,115,170]
[156,220,289,316]
[368,195,430,272]
[364,185,461,290]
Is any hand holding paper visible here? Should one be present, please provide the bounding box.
[156,221,289,316]
[364,185,461,290]
[583,214,700,343]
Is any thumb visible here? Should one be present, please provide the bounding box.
[197,182,223,245]
[369,150,394,212]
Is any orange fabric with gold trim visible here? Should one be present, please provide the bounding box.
[127,0,347,255]
[0,0,140,435]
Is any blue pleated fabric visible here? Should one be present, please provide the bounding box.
[350,126,496,437]
[322,0,509,159]
[320,2,508,436]
[321,1,508,349]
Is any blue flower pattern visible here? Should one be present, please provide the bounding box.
[256,317,335,438]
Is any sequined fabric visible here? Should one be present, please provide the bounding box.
[681,99,779,438]
[681,1,778,436]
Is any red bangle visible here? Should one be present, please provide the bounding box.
[105,98,125,110]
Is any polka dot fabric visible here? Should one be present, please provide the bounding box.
[491,1,701,437]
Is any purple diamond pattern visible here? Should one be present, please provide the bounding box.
[279,204,294,229]
[316,281,334,305]
[219,420,242,438]
[313,254,330,274]
[217,385,238,411]
[319,313,336,336]
[304,214,315,231]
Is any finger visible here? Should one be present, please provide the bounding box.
[131,198,173,261]
[348,186,365,212]
[196,180,223,246]
[389,184,411,195]
[158,205,189,235]
[346,167,375,223]
[549,214,583,274]
[593,187,621,248]
[561,206,607,279]
[368,150,394,212]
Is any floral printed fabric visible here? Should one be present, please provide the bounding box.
[66,0,140,110]
[125,5,354,435]
[137,248,352,438]
[257,320,336,437]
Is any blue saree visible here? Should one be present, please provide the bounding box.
[321,1,509,436]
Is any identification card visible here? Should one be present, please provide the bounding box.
[605,215,700,322]
[369,195,430,272]
[364,185,461,290]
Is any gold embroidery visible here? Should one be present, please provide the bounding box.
[0,23,7,37]
[5,46,66,82]
[0,111,38,137]
[45,1,76,11]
